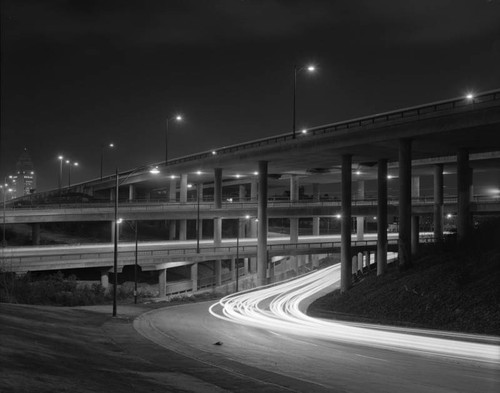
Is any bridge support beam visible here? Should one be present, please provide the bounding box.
[169,178,177,240]
[433,164,444,241]
[377,158,388,276]
[158,268,167,297]
[341,154,352,292]
[191,263,198,293]
[290,175,299,243]
[411,176,420,198]
[457,149,472,243]
[411,215,419,256]
[399,138,412,269]
[257,161,268,286]
[197,183,203,241]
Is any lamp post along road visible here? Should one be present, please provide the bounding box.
[100,143,114,181]
[113,166,160,316]
[293,64,316,139]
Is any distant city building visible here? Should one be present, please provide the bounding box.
[7,148,37,198]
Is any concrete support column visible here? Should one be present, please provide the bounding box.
[179,174,188,241]
[312,183,320,236]
[31,223,40,245]
[169,221,176,240]
[457,149,472,243]
[290,175,299,243]
[158,268,167,297]
[411,215,419,256]
[356,217,364,241]
[191,263,198,292]
[341,154,352,292]
[214,168,223,247]
[169,178,177,201]
[100,269,109,289]
[433,164,444,240]
[356,180,365,241]
[411,176,420,199]
[197,183,203,240]
[257,161,268,286]
[364,251,370,270]
[398,138,412,269]
[231,259,236,280]
[128,184,135,201]
[377,159,388,276]
[239,184,246,202]
[110,221,115,243]
[215,260,222,286]
[243,258,248,274]
[110,188,115,202]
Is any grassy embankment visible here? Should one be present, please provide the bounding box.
[309,220,500,335]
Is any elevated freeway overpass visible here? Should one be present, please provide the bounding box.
[3,89,500,293]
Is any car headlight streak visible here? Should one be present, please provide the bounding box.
[209,266,499,364]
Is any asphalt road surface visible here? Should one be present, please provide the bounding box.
[135,266,500,393]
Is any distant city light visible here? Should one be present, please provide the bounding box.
[235,174,241,178]
[175,115,183,121]
[466,93,474,100]
[307,65,316,72]
[245,215,250,220]
[253,171,258,176]
[355,170,361,175]
[109,143,114,148]
[301,129,307,134]
[446,214,453,219]
[387,175,394,179]
[212,151,217,155]
[117,218,123,224]
[196,171,202,175]
[150,166,160,174]
[187,184,193,188]
[170,175,176,179]
[335,214,341,219]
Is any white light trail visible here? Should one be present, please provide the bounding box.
[209,266,500,364]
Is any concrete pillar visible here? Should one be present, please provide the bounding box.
[457,149,472,243]
[179,174,188,241]
[433,164,444,241]
[128,184,135,201]
[215,260,222,286]
[169,221,176,240]
[290,175,299,243]
[230,258,236,280]
[356,217,364,241]
[257,161,268,286]
[312,183,320,237]
[179,220,187,241]
[110,188,115,201]
[169,178,177,201]
[411,215,419,256]
[31,223,40,245]
[377,159,388,276]
[239,184,246,202]
[341,154,352,292]
[364,251,370,270]
[243,258,248,274]
[411,176,420,199]
[399,138,412,269]
[357,252,363,272]
[110,221,115,243]
[158,268,167,297]
[191,263,198,292]
[100,269,109,289]
[214,168,222,247]
[197,183,203,240]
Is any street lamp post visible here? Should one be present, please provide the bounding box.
[58,156,64,195]
[293,64,316,139]
[165,115,183,164]
[66,160,78,187]
[196,183,201,253]
[100,143,114,181]
[112,166,160,316]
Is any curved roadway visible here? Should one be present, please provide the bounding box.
[135,266,499,392]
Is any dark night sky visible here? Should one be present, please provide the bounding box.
[1,0,500,191]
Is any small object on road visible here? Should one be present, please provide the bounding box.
[213,341,223,346]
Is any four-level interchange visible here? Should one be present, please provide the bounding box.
[3,90,500,294]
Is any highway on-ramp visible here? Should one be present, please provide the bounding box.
[135,266,500,393]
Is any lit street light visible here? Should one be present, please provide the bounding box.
[165,114,183,164]
[66,160,79,187]
[57,155,64,194]
[100,143,114,180]
[113,166,160,316]
[293,64,316,139]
